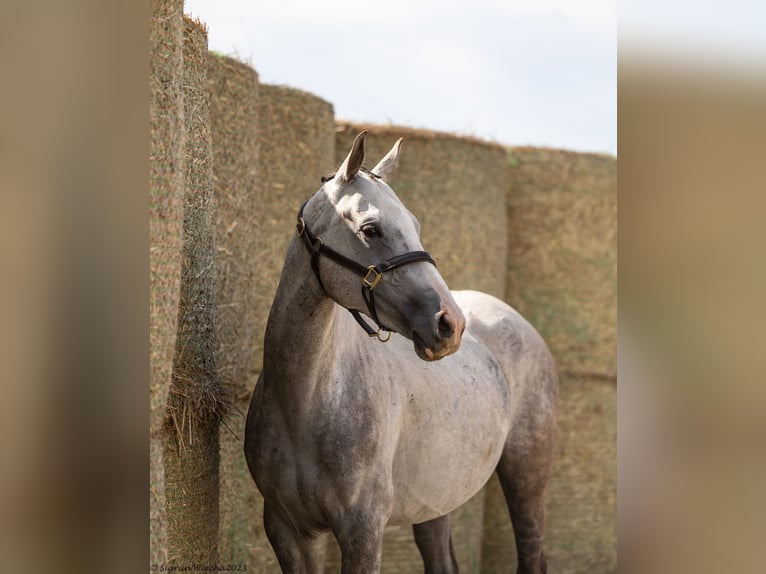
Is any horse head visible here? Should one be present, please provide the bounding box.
[299,131,466,361]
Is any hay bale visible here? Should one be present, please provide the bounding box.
[331,123,508,573]
[206,53,262,567]
[149,0,185,565]
[163,424,221,564]
[207,54,259,396]
[505,147,617,378]
[163,17,225,566]
[253,84,335,375]
[545,376,616,572]
[484,149,615,571]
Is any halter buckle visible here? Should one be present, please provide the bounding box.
[362,266,383,290]
[296,218,306,237]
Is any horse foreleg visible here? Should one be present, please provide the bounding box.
[413,515,459,574]
[263,502,325,574]
[335,521,385,573]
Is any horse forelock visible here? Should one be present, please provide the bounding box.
[322,170,403,216]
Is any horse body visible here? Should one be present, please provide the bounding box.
[245,132,557,573]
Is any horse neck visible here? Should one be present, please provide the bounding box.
[262,236,340,390]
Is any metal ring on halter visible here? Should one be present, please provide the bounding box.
[375,329,392,342]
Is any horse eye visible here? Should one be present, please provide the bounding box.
[361,224,382,239]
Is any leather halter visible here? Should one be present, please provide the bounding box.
[296,197,436,341]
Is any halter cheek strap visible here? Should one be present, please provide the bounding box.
[296,200,436,341]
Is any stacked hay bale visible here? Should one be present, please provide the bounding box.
[505,148,616,378]
[328,123,509,573]
[253,85,336,374]
[544,375,616,572]
[149,0,185,565]
[163,17,226,567]
[249,84,336,570]
[206,53,264,567]
[482,148,617,573]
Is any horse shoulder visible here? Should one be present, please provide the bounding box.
[452,290,558,397]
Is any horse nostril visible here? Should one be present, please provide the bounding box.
[437,312,454,340]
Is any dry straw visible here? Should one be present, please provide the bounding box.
[163,17,225,566]
[206,53,262,566]
[149,0,185,564]
[544,376,616,572]
[330,123,509,572]
[484,147,616,572]
[253,84,335,376]
[505,147,617,378]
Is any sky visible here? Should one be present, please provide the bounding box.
[184,0,618,154]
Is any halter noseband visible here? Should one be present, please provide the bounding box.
[296,196,436,342]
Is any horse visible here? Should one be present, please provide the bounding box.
[245,131,558,574]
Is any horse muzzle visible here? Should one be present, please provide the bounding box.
[412,306,466,362]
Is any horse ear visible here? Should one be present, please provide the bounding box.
[372,137,404,181]
[337,130,367,184]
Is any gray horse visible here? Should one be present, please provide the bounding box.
[245,131,558,574]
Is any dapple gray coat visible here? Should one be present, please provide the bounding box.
[245,132,558,573]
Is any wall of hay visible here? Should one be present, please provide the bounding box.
[206,53,263,567]
[252,85,336,376]
[163,17,224,567]
[483,147,617,573]
[329,123,509,573]
[505,147,617,379]
[149,0,185,565]
[545,376,616,572]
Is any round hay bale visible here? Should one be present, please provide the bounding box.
[149,0,185,565]
[163,17,224,566]
[485,148,615,571]
[545,376,616,572]
[253,84,335,376]
[207,54,259,395]
[206,53,262,567]
[505,147,617,378]
[163,422,221,565]
[332,123,508,573]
